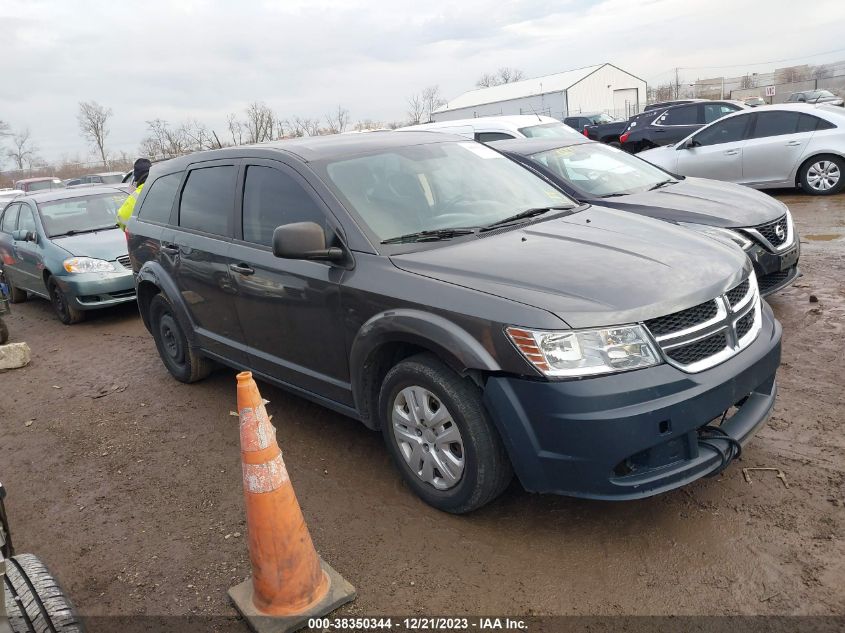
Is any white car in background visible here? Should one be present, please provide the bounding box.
[397,115,583,143]
[638,104,845,195]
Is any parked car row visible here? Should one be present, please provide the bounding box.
[0,112,823,514]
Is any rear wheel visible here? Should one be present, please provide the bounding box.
[379,354,513,513]
[0,318,8,344]
[47,278,84,325]
[149,294,213,383]
[3,553,85,633]
[800,155,844,195]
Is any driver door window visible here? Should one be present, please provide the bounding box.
[16,206,37,233]
[692,115,750,147]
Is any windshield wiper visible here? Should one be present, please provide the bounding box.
[51,225,117,238]
[380,227,477,244]
[600,192,629,198]
[481,206,570,231]
[648,179,676,191]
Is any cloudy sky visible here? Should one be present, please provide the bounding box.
[2,0,845,164]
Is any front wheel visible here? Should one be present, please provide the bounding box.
[800,155,844,195]
[379,354,513,513]
[47,278,85,325]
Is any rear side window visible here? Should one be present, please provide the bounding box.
[242,166,327,247]
[138,172,182,224]
[797,114,835,132]
[751,111,804,138]
[475,132,516,143]
[702,103,740,123]
[179,166,237,236]
[693,115,750,147]
[657,105,696,126]
[1,204,19,232]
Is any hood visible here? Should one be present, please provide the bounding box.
[50,228,127,261]
[638,145,678,171]
[598,177,787,228]
[390,207,749,329]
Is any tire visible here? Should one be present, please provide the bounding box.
[0,318,8,345]
[379,353,513,514]
[3,553,85,633]
[148,294,213,383]
[8,285,27,304]
[799,154,845,195]
[46,278,84,325]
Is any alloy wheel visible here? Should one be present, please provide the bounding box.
[807,160,841,191]
[391,386,465,490]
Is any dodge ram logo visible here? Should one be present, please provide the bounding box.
[775,224,785,240]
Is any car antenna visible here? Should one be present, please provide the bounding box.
[528,104,542,122]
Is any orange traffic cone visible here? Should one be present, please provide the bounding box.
[228,372,356,633]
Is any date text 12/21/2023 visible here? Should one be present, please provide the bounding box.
[306,617,529,631]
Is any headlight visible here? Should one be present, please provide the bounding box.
[678,223,753,250]
[63,257,115,273]
[506,324,661,378]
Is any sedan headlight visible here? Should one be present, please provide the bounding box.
[506,325,661,378]
[63,257,115,273]
[678,223,753,250]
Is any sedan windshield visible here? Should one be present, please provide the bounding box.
[38,192,128,237]
[320,141,575,242]
[529,143,674,197]
[518,122,582,139]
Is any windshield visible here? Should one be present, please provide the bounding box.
[27,179,63,192]
[518,122,582,139]
[38,192,128,237]
[529,143,673,197]
[808,90,835,99]
[99,174,124,184]
[589,113,616,124]
[319,141,575,242]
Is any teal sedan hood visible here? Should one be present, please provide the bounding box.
[51,228,128,261]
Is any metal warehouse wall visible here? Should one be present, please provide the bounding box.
[566,65,647,119]
[430,91,567,122]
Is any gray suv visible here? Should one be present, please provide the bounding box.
[126,132,782,513]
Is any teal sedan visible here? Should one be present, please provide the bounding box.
[0,187,134,324]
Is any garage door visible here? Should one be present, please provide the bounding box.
[613,88,639,118]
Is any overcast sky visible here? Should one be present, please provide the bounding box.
[2,0,845,164]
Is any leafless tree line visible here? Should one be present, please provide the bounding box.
[476,67,525,88]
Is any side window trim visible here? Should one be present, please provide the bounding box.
[237,158,336,251]
[174,159,241,240]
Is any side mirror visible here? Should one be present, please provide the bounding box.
[11,229,36,243]
[272,222,344,262]
[679,139,700,150]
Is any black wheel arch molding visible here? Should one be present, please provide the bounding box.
[135,260,197,343]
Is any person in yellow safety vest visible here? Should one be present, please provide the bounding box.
[117,158,151,231]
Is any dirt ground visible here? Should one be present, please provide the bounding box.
[1,190,843,629]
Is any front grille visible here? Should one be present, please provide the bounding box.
[644,300,718,337]
[666,332,729,365]
[758,268,793,294]
[725,279,750,308]
[736,310,755,340]
[116,255,131,269]
[752,215,789,249]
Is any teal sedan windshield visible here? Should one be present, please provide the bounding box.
[38,192,128,238]
[320,141,575,242]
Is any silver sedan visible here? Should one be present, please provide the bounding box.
[638,103,845,195]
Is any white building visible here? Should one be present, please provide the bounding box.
[432,63,647,122]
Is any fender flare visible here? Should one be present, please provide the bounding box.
[135,261,196,343]
[349,309,502,428]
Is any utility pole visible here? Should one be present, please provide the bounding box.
[674,68,681,100]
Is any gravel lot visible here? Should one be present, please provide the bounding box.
[0,190,843,631]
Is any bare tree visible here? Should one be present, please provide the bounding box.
[6,128,39,169]
[740,74,754,89]
[421,85,446,122]
[181,119,220,150]
[813,64,834,80]
[139,119,191,159]
[325,105,350,134]
[77,101,112,165]
[406,93,425,124]
[476,67,525,88]
[243,102,277,143]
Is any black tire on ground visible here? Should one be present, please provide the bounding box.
[46,278,85,325]
[3,553,85,633]
[148,293,213,383]
[608,140,622,148]
[378,353,513,514]
[798,154,845,196]
[0,318,8,344]
[7,285,27,304]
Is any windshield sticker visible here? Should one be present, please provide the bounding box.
[458,142,503,159]
[553,147,575,157]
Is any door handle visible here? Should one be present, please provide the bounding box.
[786,140,802,146]
[724,149,740,156]
[229,263,255,276]
[161,242,178,253]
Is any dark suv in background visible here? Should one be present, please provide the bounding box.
[126,132,781,513]
[621,100,746,153]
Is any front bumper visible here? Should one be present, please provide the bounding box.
[482,302,782,500]
[747,240,800,297]
[54,270,136,311]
